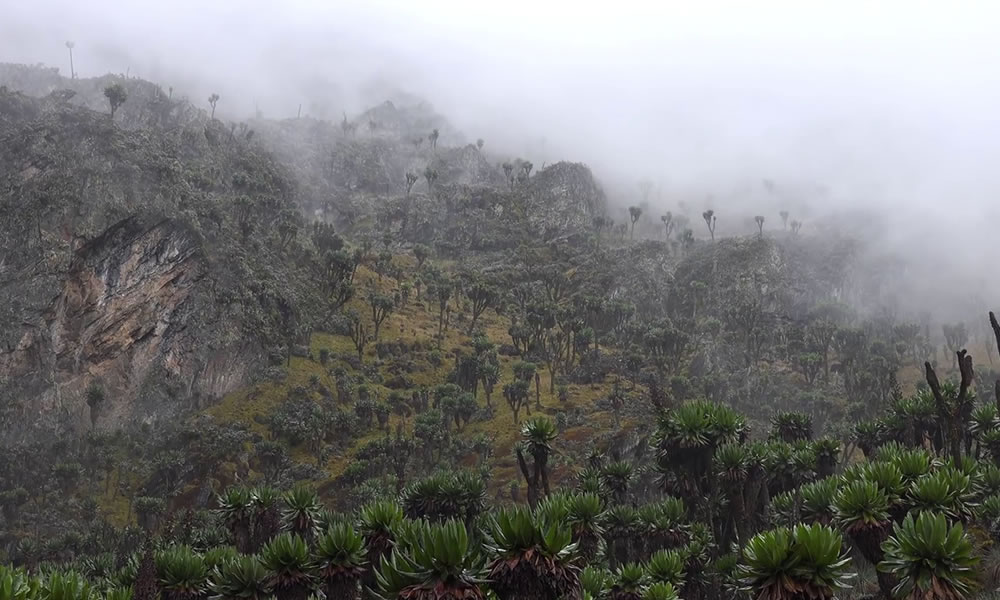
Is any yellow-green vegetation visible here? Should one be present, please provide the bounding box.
[203,262,624,501]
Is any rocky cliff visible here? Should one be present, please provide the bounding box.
[0,64,608,439]
[0,87,316,439]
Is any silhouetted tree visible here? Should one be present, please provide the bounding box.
[754,215,765,238]
[522,161,533,180]
[779,210,789,229]
[925,349,975,465]
[428,128,439,149]
[367,287,396,341]
[790,220,802,235]
[502,162,514,190]
[65,41,75,79]
[405,172,418,195]
[208,93,220,119]
[661,212,674,240]
[479,361,500,408]
[702,209,716,241]
[423,167,438,190]
[628,206,642,239]
[504,380,531,424]
[465,280,496,335]
[476,138,484,150]
[104,83,127,119]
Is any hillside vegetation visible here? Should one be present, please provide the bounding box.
[3,64,1000,600]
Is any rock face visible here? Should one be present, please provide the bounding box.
[1,219,257,434]
[527,161,606,231]
[0,86,310,439]
[0,65,609,438]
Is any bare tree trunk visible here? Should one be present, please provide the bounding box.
[925,349,974,466]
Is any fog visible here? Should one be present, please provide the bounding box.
[4,0,1000,321]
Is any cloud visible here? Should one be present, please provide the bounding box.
[4,0,1000,319]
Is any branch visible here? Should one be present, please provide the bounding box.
[995,379,1000,415]
[515,447,534,485]
[924,361,947,414]
[991,311,1000,357]
[957,349,974,403]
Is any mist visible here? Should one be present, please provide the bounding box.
[5,0,1000,321]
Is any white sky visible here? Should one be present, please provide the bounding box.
[4,0,1000,315]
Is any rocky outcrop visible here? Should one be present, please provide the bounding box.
[0,86,312,439]
[526,161,606,231]
[0,219,259,435]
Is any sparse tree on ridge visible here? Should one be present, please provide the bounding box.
[702,209,716,241]
[476,138,484,150]
[423,167,438,190]
[65,41,75,79]
[628,206,642,239]
[755,215,765,238]
[522,161,533,180]
[780,210,790,229]
[502,162,514,190]
[104,83,127,119]
[428,128,439,150]
[208,93,220,119]
[661,212,674,240]
[405,172,418,196]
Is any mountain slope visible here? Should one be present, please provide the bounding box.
[0,87,319,438]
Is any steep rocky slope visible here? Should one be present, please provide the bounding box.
[0,64,609,441]
[0,87,318,439]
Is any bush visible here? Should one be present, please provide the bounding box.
[555,412,568,432]
[498,344,520,357]
[384,373,413,390]
[375,341,407,359]
[271,395,324,445]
